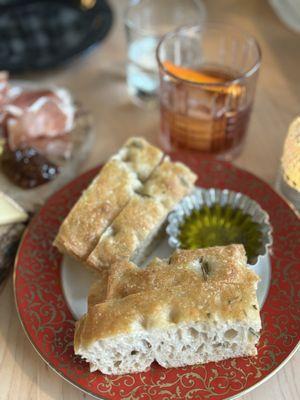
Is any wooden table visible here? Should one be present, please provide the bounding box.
[0,0,299,399]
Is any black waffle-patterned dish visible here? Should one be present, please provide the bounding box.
[0,0,113,72]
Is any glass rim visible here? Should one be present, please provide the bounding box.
[124,0,206,37]
[156,23,262,87]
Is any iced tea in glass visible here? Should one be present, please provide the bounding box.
[156,24,261,160]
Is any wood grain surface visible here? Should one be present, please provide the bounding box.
[0,0,299,399]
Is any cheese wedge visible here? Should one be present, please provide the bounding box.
[0,192,28,225]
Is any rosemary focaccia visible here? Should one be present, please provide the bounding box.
[87,159,197,270]
[53,137,163,261]
[76,245,261,375]
[76,282,261,375]
[87,244,258,307]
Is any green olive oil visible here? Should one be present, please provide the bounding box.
[178,204,263,263]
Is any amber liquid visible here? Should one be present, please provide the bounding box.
[160,66,252,158]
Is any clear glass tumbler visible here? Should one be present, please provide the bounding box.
[124,0,206,108]
[156,24,261,160]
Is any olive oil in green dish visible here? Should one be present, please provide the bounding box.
[178,204,263,263]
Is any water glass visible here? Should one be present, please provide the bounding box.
[124,0,206,107]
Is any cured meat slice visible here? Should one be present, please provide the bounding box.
[8,97,71,145]
[0,71,9,127]
[9,89,58,109]
[6,88,74,158]
[0,71,8,106]
[0,72,75,160]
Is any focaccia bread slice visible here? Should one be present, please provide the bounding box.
[75,280,261,375]
[87,269,109,308]
[53,137,163,261]
[87,245,258,308]
[88,258,169,308]
[87,160,197,270]
[169,245,257,284]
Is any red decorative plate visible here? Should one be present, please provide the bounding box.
[14,154,300,400]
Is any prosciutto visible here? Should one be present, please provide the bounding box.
[0,72,75,159]
[0,71,8,108]
[0,72,9,127]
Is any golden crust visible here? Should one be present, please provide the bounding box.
[53,137,163,260]
[75,280,260,350]
[119,137,164,182]
[54,160,137,259]
[141,160,197,209]
[106,259,170,300]
[169,245,259,285]
[87,196,166,268]
[87,160,197,269]
[87,245,258,306]
[87,269,109,308]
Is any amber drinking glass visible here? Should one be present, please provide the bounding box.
[156,24,261,160]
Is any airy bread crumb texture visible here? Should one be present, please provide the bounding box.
[77,320,260,375]
[77,245,262,375]
[75,274,261,375]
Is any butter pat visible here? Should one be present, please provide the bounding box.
[0,192,28,225]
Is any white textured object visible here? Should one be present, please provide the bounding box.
[281,117,300,191]
[269,0,300,32]
[276,117,300,211]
